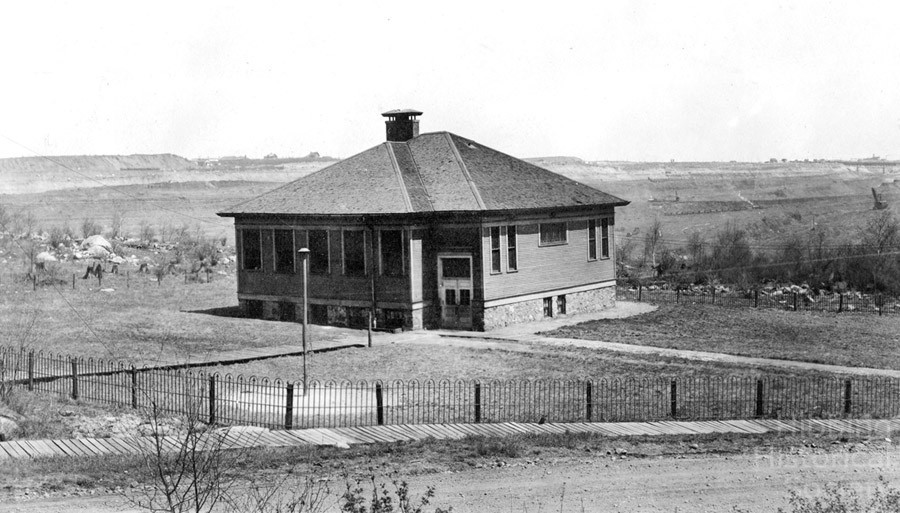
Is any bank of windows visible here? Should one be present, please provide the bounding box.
[489,225,518,274]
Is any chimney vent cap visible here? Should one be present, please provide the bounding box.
[381,109,423,118]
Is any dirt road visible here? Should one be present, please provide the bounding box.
[4,447,897,512]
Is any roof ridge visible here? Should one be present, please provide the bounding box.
[444,132,486,210]
[385,143,414,212]
[404,140,435,211]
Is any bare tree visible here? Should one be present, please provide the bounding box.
[642,218,663,268]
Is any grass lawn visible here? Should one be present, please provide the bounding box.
[543,303,900,370]
[0,261,345,365]
[205,336,848,383]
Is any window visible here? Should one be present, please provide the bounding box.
[557,295,567,315]
[539,222,567,246]
[343,230,366,276]
[241,229,262,270]
[588,219,597,260]
[380,230,404,276]
[507,225,517,271]
[490,226,501,273]
[308,230,329,274]
[600,218,610,259]
[542,297,553,317]
[273,229,295,273]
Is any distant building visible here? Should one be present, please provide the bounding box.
[264,153,278,159]
[218,109,629,331]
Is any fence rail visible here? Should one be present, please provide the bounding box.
[2,346,899,430]
[618,285,900,315]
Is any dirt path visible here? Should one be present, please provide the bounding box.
[5,448,898,512]
[396,301,900,378]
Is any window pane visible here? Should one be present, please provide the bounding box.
[601,218,610,258]
[490,226,501,273]
[539,222,567,245]
[441,258,470,278]
[344,230,366,276]
[459,289,471,306]
[445,289,457,305]
[308,230,329,274]
[381,230,404,276]
[242,229,261,270]
[588,219,597,260]
[273,229,295,273]
[507,225,517,271]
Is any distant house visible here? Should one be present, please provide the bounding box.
[218,110,628,331]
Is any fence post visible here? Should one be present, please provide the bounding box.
[131,366,138,409]
[27,351,34,391]
[72,273,76,290]
[755,379,764,417]
[208,376,216,425]
[206,268,210,283]
[838,293,843,313]
[285,383,294,430]
[637,284,642,302]
[754,290,759,308]
[878,295,883,316]
[32,274,36,291]
[711,288,715,304]
[676,289,680,304]
[585,381,593,422]
[670,380,677,418]
[375,382,384,425]
[844,380,852,416]
[98,269,102,288]
[71,359,79,400]
[793,293,798,312]
[126,271,130,289]
[474,382,482,423]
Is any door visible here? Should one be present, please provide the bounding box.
[438,255,473,329]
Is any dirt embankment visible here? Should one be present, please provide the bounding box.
[0,154,334,194]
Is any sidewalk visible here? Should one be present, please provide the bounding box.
[2,417,898,461]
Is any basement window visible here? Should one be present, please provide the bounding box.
[539,222,567,246]
[241,229,262,271]
[557,295,567,315]
[543,297,553,317]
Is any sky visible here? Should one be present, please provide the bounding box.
[2,1,900,162]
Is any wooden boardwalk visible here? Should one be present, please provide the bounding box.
[1,418,898,461]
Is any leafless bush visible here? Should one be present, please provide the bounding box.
[81,217,103,238]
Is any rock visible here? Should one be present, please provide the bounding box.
[35,251,57,263]
[0,417,19,441]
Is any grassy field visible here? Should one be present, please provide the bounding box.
[543,303,900,370]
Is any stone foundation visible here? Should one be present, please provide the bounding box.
[482,286,616,331]
[239,297,416,331]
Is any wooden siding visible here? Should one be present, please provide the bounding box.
[481,213,616,302]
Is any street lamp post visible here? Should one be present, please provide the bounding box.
[298,247,310,395]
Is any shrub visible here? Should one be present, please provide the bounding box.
[81,218,103,239]
[341,477,451,513]
[777,477,900,512]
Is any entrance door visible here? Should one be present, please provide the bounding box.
[438,255,473,329]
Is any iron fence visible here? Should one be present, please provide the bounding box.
[1,346,898,430]
[618,286,900,315]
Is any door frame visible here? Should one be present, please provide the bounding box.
[437,252,473,329]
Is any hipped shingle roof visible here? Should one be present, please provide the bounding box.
[218,132,627,216]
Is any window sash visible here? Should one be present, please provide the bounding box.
[273,229,295,274]
[308,229,329,274]
[241,228,262,270]
[588,219,597,260]
[343,230,366,276]
[539,222,567,245]
[490,226,501,273]
[507,225,517,271]
[600,218,610,259]
[380,229,405,277]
